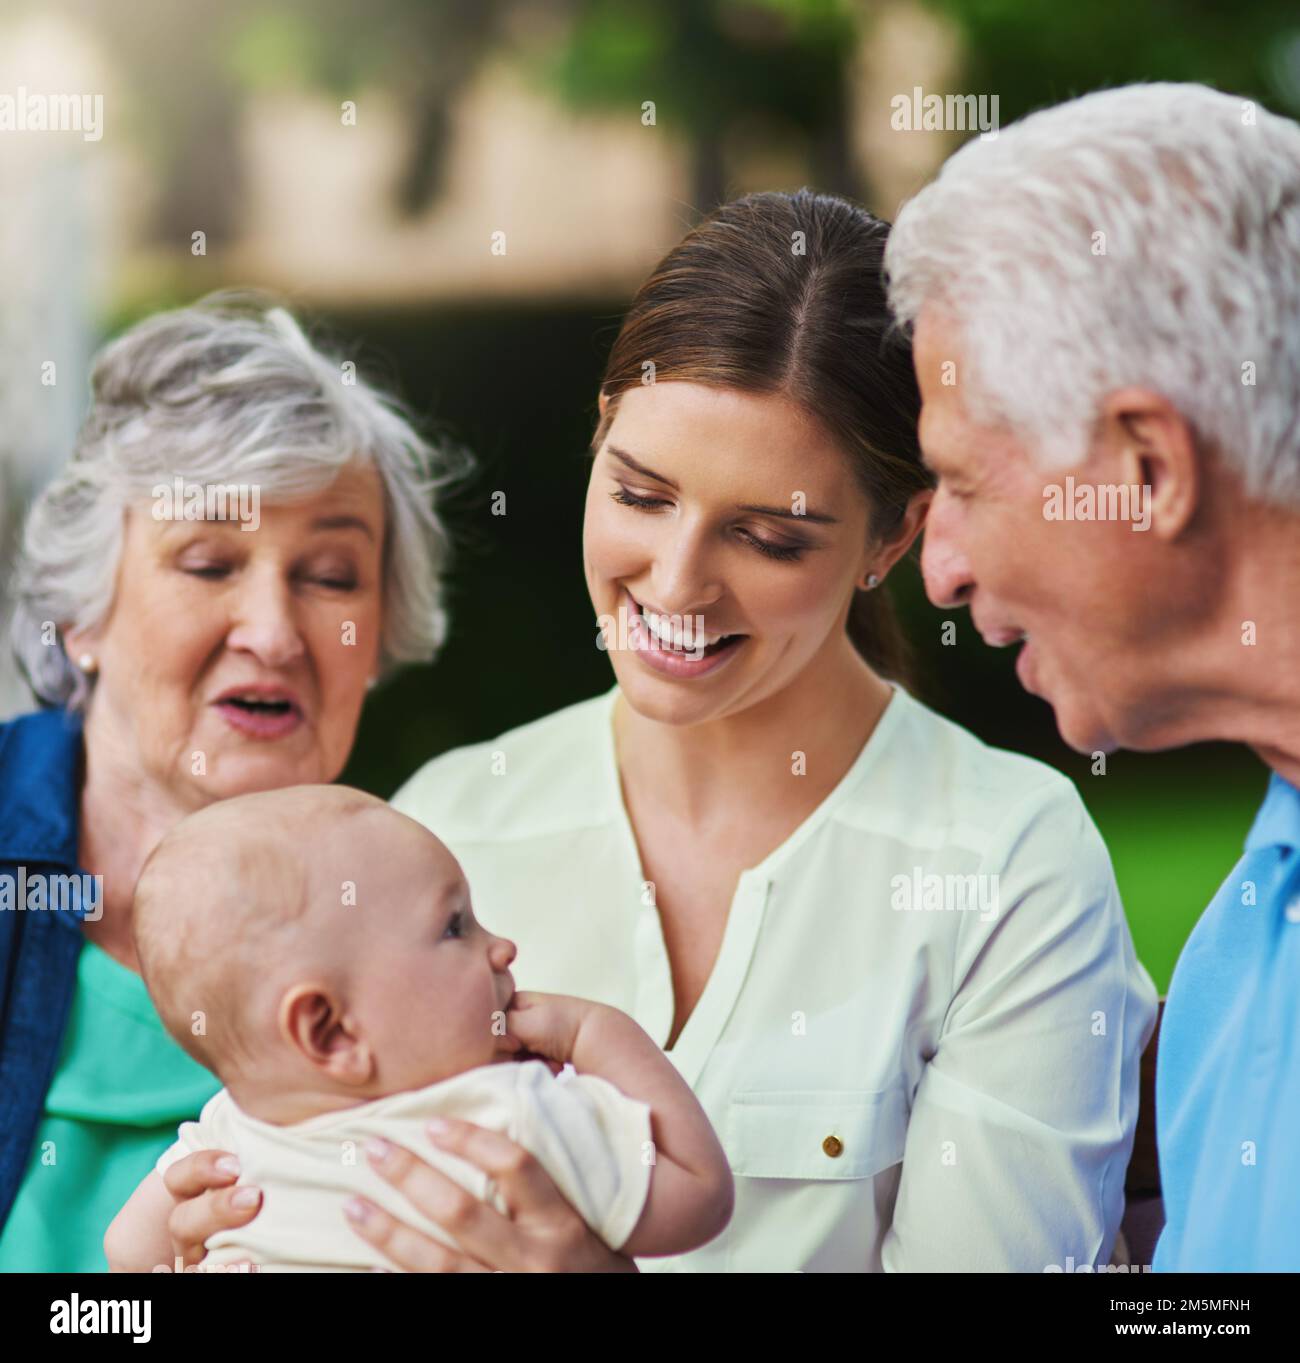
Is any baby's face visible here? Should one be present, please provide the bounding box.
[349,814,518,1089]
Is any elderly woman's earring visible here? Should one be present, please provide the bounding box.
[866,574,880,590]
[78,654,98,674]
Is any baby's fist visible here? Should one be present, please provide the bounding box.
[504,991,590,1065]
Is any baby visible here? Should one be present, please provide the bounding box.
[106,785,733,1271]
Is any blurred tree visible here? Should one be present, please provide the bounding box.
[17,0,1300,249]
[925,0,1300,123]
[223,0,513,216]
[24,0,517,245]
[222,0,867,219]
[30,0,863,239]
[534,0,860,214]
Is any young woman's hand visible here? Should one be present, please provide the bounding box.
[162,1149,262,1269]
[345,1120,637,1272]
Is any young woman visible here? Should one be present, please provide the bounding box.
[164,190,1157,1273]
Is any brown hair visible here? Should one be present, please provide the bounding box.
[591,188,933,686]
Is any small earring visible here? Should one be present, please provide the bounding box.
[866,574,880,590]
[78,654,98,674]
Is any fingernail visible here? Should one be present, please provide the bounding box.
[364,1137,392,1163]
[215,1156,241,1177]
[231,1186,261,1208]
[427,1118,449,1138]
[344,1197,370,1225]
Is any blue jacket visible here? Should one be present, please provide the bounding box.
[0,707,88,1235]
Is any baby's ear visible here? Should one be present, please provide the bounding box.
[280,986,373,1084]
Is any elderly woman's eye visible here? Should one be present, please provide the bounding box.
[309,572,358,591]
[182,563,231,580]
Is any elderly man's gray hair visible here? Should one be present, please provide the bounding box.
[886,82,1300,508]
[11,292,463,711]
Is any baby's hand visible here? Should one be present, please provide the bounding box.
[504,991,593,1067]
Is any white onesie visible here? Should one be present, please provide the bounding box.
[155,1058,654,1271]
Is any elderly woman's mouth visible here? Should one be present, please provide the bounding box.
[213,690,305,740]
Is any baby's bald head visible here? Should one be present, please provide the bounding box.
[132,784,397,1078]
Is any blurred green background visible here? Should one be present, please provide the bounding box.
[8,0,1297,992]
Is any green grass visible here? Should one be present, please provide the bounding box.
[1070,757,1267,994]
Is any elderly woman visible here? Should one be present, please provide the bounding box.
[0,294,454,1271]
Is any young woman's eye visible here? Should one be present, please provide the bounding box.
[737,528,804,562]
[611,486,670,511]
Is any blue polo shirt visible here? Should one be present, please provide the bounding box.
[1154,771,1300,1271]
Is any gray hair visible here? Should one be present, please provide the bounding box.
[885,82,1300,507]
[11,291,465,711]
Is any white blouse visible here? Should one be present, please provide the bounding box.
[391,684,1158,1272]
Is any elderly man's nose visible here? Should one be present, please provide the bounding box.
[920,514,974,610]
[227,577,307,666]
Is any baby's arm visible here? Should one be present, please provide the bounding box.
[506,992,734,1257]
[104,1170,178,1273]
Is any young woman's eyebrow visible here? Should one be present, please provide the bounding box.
[737,501,838,525]
[608,446,679,489]
[610,445,837,524]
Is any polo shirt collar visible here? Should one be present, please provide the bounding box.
[1245,770,1300,854]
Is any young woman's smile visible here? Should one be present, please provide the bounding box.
[621,586,749,679]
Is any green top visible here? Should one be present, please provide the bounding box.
[0,937,221,1272]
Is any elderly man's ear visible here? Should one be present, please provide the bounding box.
[1100,388,1202,538]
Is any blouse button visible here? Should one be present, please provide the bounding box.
[822,1135,843,1158]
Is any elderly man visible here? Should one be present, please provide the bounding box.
[886,82,1300,1272]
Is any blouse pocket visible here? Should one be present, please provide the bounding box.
[725,1085,909,1181]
